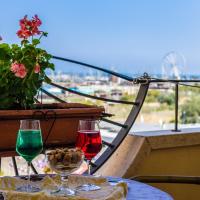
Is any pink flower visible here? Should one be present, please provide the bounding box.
[10,62,27,78]
[34,64,40,73]
[17,15,42,39]
[11,62,20,73]
[15,67,27,78]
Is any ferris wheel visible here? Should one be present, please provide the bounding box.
[162,51,186,79]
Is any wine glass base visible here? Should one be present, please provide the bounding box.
[76,184,101,191]
[51,187,75,196]
[16,185,41,193]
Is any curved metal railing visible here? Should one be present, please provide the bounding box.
[42,56,150,174]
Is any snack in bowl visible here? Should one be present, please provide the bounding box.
[47,148,84,174]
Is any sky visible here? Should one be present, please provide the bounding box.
[1,0,200,76]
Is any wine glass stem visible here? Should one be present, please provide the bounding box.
[61,175,68,188]
[87,160,91,175]
[27,162,31,192]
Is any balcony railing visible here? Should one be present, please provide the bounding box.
[4,55,200,175]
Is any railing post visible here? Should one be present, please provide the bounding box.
[174,83,179,131]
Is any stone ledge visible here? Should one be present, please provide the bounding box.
[131,128,200,150]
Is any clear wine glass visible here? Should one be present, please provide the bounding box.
[76,119,102,191]
[16,119,43,192]
[46,148,84,196]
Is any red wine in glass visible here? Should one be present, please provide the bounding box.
[75,120,102,191]
[76,130,102,160]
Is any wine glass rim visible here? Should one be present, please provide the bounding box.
[19,129,40,131]
[77,129,100,133]
[20,119,40,122]
[79,119,99,122]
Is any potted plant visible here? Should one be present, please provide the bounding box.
[0,15,54,109]
[0,15,104,155]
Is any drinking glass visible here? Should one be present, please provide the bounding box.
[76,119,102,191]
[46,148,84,196]
[16,119,43,192]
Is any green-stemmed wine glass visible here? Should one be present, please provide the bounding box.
[16,119,43,192]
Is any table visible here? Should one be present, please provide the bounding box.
[107,177,173,200]
[0,175,173,200]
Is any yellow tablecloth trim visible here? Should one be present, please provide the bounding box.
[0,175,127,200]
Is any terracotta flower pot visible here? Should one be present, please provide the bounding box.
[0,103,105,156]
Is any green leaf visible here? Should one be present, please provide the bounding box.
[43,32,48,37]
[48,63,55,70]
[0,43,11,61]
[32,39,40,46]
[11,44,19,50]
[44,76,52,84]
[21,40,29,46]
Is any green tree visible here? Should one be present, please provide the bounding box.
[180,97,200,123]
[145,90,160,103]
[120,94,136,102]
[157,93,175,106]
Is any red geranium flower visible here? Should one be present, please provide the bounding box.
[17,15,42,39]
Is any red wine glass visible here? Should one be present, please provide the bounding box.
[76,119,102,191]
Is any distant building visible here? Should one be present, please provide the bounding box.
[110,89,122,100]
[94,90,107,98]
[109,74,122,85]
